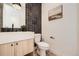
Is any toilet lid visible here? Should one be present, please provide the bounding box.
[37,42,49,48]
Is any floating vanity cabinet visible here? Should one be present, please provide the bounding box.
[0,39,34,56]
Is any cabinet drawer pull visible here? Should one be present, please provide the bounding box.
[11,44,13,46]
[16,43,18,45]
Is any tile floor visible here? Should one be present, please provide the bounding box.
[25,50,56,56]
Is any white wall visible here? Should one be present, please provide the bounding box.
[42,3,77,55]
[3,3,25,28]
[77,4,79,56]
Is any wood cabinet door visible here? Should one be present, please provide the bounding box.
[0,43,14,56]
[22,39,34,55]
[15,39,34,56]
[14,41,23,56]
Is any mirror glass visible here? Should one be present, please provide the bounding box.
[0,3,26,32]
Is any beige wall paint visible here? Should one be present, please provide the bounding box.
[42,3,77,55]
[77,4,79,56]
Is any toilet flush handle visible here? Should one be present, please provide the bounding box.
[50,36,55,39]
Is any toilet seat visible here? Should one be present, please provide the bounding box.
[38,42,49,50]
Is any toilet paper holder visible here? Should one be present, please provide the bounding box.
[50,36,55,39]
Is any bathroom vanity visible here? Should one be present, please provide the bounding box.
[0,32,34,56]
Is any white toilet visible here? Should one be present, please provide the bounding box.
[34,34,49,56]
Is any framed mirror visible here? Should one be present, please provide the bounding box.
[0,3,26,32]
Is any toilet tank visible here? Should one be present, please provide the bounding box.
[34,34,41,43]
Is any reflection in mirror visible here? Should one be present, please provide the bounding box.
[0,3,26,32]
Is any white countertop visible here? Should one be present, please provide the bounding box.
[0,32,34,44]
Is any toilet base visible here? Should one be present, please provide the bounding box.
[40,49,46,56]
[37,48,47,56]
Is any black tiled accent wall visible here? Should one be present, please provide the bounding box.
[0,3,3,32]
[25,3,41,33]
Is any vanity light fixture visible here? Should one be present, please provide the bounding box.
[12,3,21,9]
